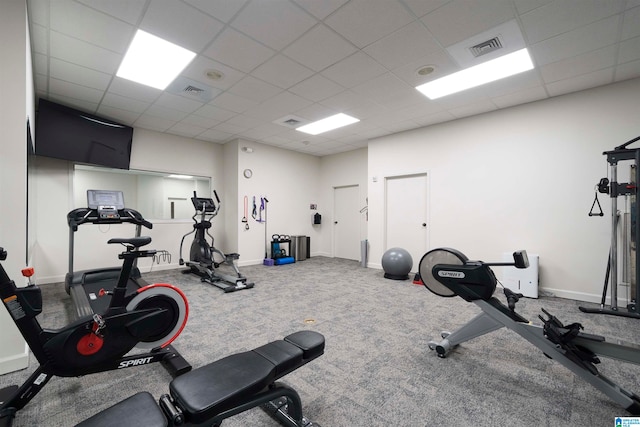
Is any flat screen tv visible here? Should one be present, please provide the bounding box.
[35,99,133,169]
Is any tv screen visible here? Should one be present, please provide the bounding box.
[35,99,133,169]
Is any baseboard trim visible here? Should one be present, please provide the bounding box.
[0,342,29,375]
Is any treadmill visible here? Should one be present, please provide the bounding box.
[65,189,191,376]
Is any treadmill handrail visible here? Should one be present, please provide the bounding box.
[67,207,153,231]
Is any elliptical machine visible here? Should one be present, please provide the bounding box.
[179,190,254,293]
[0,238,190,426]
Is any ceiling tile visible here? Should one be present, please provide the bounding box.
[145,104,189,121]
[520,0,624,44]
[289,74,345,102]
[213,122,247,135]
[27,0,48,26]
[135,115,176,132]
[102,92,150,113]
[77,0,147,25]
[225,114,263,128]
[50,1,135,53]
[228,76,282,102]
[45,94,98,113]
[531,15,621,66]
[618,36,640,64]
[284,24,357,72]
[107,78,162,103]
[180,114,220,129]
[621,6,640,40]
[257,91,313,115]
[50,31,122,74]
[540,45,617,83]
[364,21,442,70]
[400,0,450,18]
[154,92,204,114]
[193,104,237,122]
[491,85,548,109]
[292,0,349,20]
[49,58,111,91]
[48,78,104,104]
[30,24,47,55]
[321,52,387,88]
[513,0,553,15]
[420,0,516,47]
[181,56,246,91]
[196,128,234,143]
[96,105,141,125]
[209,92,259,113]
[167,122,209,138]
[615,59,640,81]
[203,27,275,73]
[351,72,424,110]
[448,99,498,119]
[140,0,224,52]
[545,67,615,96]
[295,103,336,121]
[184,0,249,23]
[325,0,414,48]
[390,50,458,87]
[252,54,315,89]
[230,0,317,50]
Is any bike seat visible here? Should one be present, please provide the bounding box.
[108,236,152,248]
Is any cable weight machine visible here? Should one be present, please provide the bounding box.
[581,135,640,318]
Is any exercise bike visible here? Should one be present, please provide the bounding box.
[179,190,254,293]
[0,237,190,427]
[420,248,640,414]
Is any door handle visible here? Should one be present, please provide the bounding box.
[422,223,426,227]
[334,221,338,224]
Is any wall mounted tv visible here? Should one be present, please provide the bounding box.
[35,99,133,170]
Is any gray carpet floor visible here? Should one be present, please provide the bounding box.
[2,256,640,426]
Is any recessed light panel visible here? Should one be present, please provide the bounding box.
[296,113,359,135]
[416,48,534,100]
[117,30,196,90]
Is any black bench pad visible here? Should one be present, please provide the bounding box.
[170,331,324,424]
[170,350,276,424]
[75,392,166,427]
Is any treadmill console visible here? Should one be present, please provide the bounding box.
[87,190,125,219]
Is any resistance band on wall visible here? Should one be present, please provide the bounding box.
[242,196,249,230]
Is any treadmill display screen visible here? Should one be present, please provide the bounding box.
[87,189,125,210]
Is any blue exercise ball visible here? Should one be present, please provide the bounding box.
[382,247,413,280]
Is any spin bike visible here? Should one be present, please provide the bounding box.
[420,248,640,414]
[0,238,190,427]
[179,190,254,293]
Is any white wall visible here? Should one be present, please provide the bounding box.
[368,78,640,303]
[236,139,322,264]
[0,0,31,374]
[318,148,369,257]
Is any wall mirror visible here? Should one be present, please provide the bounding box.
[73,165,211,220]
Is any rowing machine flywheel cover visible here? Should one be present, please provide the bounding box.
[419,248,468,297]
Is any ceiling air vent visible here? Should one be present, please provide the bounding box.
[469,37,503,58]
[183,85,205,94]
[273,114,309,129]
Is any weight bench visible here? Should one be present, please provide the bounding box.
[77,331,325,427]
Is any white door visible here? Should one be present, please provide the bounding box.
[385,174,428,272]
[334,185,360,260]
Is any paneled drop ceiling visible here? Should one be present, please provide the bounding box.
[28,0,640,156]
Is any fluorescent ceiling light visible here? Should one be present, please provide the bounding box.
[296,113,360,135]
[167,174,193,179]
[117,30,196,90]
[416,48,534,100]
